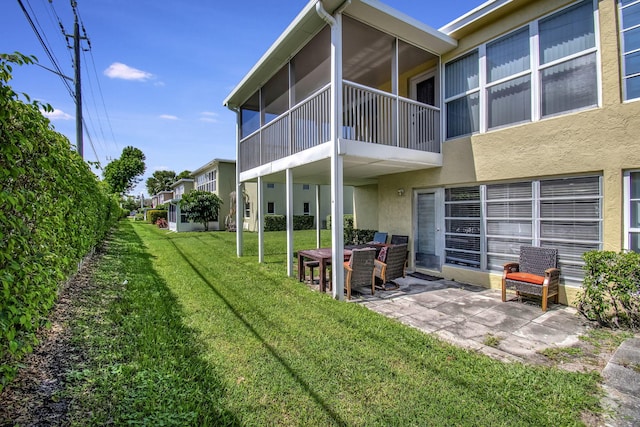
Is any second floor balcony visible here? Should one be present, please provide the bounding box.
[239,80,441,176]
[226,3,457,184]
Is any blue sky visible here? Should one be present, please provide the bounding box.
[3,0,483,196]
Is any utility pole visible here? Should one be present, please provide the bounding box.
[65,1,87,158]
[73,10,82,158]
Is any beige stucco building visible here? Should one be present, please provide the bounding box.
[225,0,640,304]
[241,183,354,232]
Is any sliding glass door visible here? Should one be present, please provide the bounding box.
[415,190,443,270]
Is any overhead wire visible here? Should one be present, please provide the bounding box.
[17,0,74,100]
[79,14,120,154]
[19,0,113,169]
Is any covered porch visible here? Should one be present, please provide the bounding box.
[224,0,456,300]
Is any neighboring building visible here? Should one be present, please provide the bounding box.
[151,190,173,208]
[242,183,354,231]
[186,158,237,231]
[224,0,640,303]
[167,178,195,232]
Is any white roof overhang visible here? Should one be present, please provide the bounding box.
[223,0,457,109]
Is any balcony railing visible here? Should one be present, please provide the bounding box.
[239,81,440,172]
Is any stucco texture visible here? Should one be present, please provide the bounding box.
[372,0,640,305]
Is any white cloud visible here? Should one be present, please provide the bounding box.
[42,108,73,120]
[104,62,153,81]
[153,165,170,171]
[200,111,219,123]
[159,114,179,120]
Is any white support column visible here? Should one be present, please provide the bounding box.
[330,12,345,300]
[286,168,294,277]
[235,109,243,257]
[392,38,399,147]
[257,176,264,263]
[315,184,321,248]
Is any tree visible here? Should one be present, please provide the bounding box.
[103,146,146,195]
[225,189,248,232]
[120,196,139,212]
[176,170,192,180]
[179,190,223,231]
[145,170,176,195]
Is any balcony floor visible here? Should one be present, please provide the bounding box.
[239,138,442,185]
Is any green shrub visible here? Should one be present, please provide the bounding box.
[577,250,640,329]
[147,209,168,225]
[264,215,286,231]
[134,213,145,221]
[293,215,314,230]
[344,229,377,245]
[263,215,316,231]
[326,214,353,230]
[0,52,119,391]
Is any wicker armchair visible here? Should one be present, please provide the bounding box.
[502,246,560,312]
[343,247,376,300]
[374,243,408,290]
[390,235,408,245]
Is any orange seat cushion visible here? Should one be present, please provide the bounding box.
[505,272,545,285]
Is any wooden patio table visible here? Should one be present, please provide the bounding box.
[297,248,352,293]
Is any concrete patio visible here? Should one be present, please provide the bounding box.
[338,274,640,427]
[304,271,640,425]
[350,275,589,365]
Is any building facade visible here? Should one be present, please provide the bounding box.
[224,0,640,303]
[167,178,195,232]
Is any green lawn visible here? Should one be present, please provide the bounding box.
[65,221,601,426]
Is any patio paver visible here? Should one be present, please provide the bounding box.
[305,271,640,425]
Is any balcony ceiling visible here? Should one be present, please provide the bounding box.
[224,0,456,109]
[239,141,442,187]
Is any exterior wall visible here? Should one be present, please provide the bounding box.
[371,0,640,306]
[241,183,355,232]
[191,160,236,231]
[353,184,379,230]
[217,162,236,217]
[155,191,173,206]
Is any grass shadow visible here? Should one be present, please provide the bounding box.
[66,221,240,426]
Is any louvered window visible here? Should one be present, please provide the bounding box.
[445,187,481,268]
[485,182,533,270]
[538,176,602,282]
[444,176,602,284]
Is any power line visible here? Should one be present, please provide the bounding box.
[19,0,114,167]
[17,0,75,99]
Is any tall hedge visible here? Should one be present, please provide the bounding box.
[0,53,120,390]
[577,250,640,329]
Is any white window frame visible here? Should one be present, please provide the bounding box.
[444,0,600,139]
[196,169,217,193]
[444,175,602,285]
[619,0,640,101]
[624,170,640,251]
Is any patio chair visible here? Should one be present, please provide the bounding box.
[502,246,560,312]
[390,235,408,245]
[374,243,408,290]
[343,247,376,300]
[368,232,388,244]
[303,260,321,284]
[389,235,410,269]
